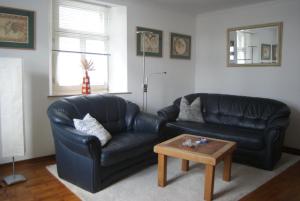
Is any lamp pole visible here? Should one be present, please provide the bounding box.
[3,156,26,185]
[142,32,146,111]
[137,31,167,112]
[137,30,152,111]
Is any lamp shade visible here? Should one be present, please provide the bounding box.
[0,57,25,158]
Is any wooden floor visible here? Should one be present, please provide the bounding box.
[0,155,299,201]
[0,156,79,201]
[240,160,300,201]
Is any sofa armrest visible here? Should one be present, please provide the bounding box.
[52,124,102,160]
[267,117,290,130]
[265,116,290,144]
[265,115,290,147]
[264,128,282,143]
[157,105,179,122]
[133,112,163,133]
[263,116,290,169]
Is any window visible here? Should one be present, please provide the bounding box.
[51,0,109,95]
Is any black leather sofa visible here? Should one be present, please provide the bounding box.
[47,95,163,193]
[158,93,290,170]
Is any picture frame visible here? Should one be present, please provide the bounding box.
[272,44,277,61]
[170,32,191,59]
[136,26,162,57]
[0,6,35,49]
[261,44,271,60]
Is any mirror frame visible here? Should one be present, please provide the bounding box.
[227,22,283,67]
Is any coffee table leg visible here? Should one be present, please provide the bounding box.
[223,154,232,182]
[204,164,215,201]
[181,159,189,172]
[158,154,167,187]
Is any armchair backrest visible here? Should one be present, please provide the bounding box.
[47,94,139,134]
[174,93,290,130]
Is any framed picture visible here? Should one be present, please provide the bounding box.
[136,26,162,57]
[0,6,35,49]
[170,33,191,59]
[261,44,271,60]
[272,44,277,61]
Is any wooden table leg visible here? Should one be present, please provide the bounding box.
[158,154,167,187]
[223,154,232,182]
[204,164,215,201]
[181,159,189,172]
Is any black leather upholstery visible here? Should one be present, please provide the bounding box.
[48,94,163,193]
[101,132,160,167]
[158,93,290,170]
[166,121,265,150]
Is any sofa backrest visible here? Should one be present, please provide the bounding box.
[174,93,290,130]
[47,94,139,134]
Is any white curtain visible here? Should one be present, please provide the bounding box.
[0,57,25,157]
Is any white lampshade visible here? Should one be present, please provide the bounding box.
[0,57,25,158]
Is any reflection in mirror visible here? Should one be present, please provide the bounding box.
[227,22,282,66]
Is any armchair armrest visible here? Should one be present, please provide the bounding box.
[52,124,102,160]
[51,123,103,192]
[157,105,179,122]
[133,112,163,133]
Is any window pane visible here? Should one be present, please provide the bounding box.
[59,37,80,51]
[86,40,105,53]
[54,52,108,87]
[85,55,108,85]
[59,6,105,34]
[55,52,82,86]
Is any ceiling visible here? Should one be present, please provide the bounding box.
[129,0,275,15]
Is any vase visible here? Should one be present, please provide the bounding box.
[82,70,91,94]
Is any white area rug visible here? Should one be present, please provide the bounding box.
[47,154,299,201]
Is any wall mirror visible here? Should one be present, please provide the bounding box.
[227,22,283,67]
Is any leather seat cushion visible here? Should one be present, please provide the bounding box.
[166,121,265,150]
[101,132,159,167]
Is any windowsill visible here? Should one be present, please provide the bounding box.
[48,91,132,98]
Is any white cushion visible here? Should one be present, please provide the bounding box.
[177,97,204,123]
[73,113,112,146]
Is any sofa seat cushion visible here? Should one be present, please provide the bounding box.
[101,132,159,167]
[166,121,265,150]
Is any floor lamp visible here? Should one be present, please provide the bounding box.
[137,31,167,112]
[136,30,153,111]
[0,58,26,185]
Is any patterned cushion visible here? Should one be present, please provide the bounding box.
[73,113,112,146]
[177,97,204,123]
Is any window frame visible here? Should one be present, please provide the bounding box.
[51,0,110,96]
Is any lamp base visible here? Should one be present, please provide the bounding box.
[3,174,26,185]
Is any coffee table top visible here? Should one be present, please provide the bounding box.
[154,134,236,165]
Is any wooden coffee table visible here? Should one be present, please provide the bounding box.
[154,134,236,201]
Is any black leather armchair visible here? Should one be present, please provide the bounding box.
[47,95,163,193]
[158,93,291,170]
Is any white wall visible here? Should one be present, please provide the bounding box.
[122,1,196,112]
[195,0,300,149]
[0,0,195,163]
[0,0,53,164]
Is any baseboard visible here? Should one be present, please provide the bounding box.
[283,146,300,156]
[0,155,55,167]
